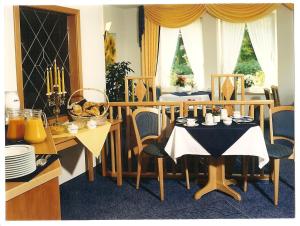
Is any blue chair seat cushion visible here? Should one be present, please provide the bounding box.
[143,143,168,157]
[266,143,293,159]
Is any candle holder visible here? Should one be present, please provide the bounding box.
[47,85,67,125]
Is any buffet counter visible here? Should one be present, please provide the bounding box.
[5,127,61,220]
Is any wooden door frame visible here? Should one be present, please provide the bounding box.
[13,5,83,109]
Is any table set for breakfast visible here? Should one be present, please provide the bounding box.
[165,111,269,200]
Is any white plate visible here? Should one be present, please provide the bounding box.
[5,155,35,165]
[201,122,217,126]
[176,117,187,123]
[5,167,36,179]
[183,123,199,127]
[233,117,254,123]
[5,145,35,157]
[6,164,36,174]
[5,162,36,170]
[5,151,32,158]
[6,165,36,175]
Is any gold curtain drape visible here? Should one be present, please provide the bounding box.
[141,3,292,80]
[141,16,159,78]
[205,4,279,23]
[144,4,206,28]
[283,3,294,10]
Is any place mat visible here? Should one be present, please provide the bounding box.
[6,154,60,182]
[177,119,258,158]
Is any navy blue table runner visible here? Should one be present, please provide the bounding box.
[177,118,257,158]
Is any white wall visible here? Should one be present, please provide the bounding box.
[3,5,106,184]
[4,6,17,92]
[103,5,140,76]
[277,5,294,105]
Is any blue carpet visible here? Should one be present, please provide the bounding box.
[60,158,294,219]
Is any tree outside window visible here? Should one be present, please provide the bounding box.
[234,27,265,90]
[170,32,195,89]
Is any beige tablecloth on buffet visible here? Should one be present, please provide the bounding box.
[52,122,111,157]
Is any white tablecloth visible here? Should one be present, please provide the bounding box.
[165,125,269,168]
[159,93,210,102]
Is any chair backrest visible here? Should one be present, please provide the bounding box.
[125,76,156,102]
[264,88,271,100]
[211,74,245,115]
[271,85,280,107]
[269,106,294,144]
[132,108,160,152]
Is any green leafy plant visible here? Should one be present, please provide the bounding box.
[105,61,134,102]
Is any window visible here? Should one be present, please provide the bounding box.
[218,12,277,92]
[234,27,265,90]
[170,31,194,88]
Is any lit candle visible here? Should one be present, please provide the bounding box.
[62,67,65,93]
[49,65,53,92]
[46,68,50,94]
[57,67,61,93]
[54,60,57,85]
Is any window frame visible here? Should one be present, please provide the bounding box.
[13,5,83,109]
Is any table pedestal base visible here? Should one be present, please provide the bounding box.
[194,157,241,201]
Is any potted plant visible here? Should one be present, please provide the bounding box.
[105,61,134,102]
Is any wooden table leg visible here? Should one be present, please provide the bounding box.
[115,124,122,186]
[101,143,107,177]
[85,148,94,182]
[194,157,241,201]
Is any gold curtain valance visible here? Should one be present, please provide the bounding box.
[144,3,286,27]
[206,4,279,23]
[144,4,206,28]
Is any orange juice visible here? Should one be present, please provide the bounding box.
[24,117,47,143]
[7,117,25,141]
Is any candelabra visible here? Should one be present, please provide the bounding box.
[47,85,67,125]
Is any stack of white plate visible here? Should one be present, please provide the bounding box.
[5,145,36,180]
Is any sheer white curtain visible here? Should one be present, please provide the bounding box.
[247,12,277,87]
[156,27,179,89]
[181,19,205,90]
[217,20,245,74]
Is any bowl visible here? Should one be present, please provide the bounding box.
[223,119,232,126]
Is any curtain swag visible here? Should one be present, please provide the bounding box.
[205,4,279,23]
[144,4,206,28]
[144,3,290,26]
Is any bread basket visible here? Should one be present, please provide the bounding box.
[67,88,109,126]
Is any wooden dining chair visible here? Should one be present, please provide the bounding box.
[264,88,272,108]
[268,105,294,205]
[271,85,281,107]
[243,105,294,205]
[132,107,190,201]
[124,76,157,172]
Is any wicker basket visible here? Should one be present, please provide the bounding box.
[67,88,109,126]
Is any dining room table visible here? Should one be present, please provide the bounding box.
[159,91,211,102]
[164,116,269,201]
